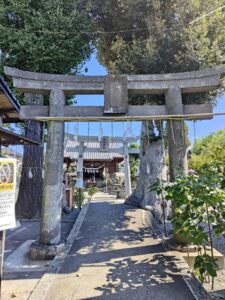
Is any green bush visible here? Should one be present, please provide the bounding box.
[74,188,85,210]
[88,187,98,201]
[151,167,225,289]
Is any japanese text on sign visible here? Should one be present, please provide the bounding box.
[0,158,17,230]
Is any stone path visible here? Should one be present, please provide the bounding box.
[40,195,196,300]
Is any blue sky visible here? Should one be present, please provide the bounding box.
[66,52,225,145]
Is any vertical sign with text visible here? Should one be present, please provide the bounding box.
[0,158,17,231]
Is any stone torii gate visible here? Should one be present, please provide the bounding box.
[65,135,140,197]
[4,66,225,259]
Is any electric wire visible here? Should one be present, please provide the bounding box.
[1,4,224,36]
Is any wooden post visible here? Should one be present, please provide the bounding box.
[166,87,187,181]
[39,89,65,245]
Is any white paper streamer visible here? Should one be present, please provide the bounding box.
[147,163,150,175]
[28,168,33,179]
[74,122,79,142]
[123,122,127,141]
[99,122,104,141]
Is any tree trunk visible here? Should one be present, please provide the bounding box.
[126,121,166,222]
[16,94,44,219]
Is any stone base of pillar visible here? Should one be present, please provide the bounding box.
[30,240,65,260]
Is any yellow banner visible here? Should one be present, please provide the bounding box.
[0,158,17,230]
[0,159,16,192]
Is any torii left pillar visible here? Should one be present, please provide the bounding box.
[30,89,65,259]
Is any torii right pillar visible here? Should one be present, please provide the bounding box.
[166,87,188,181]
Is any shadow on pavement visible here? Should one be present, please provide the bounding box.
[3,199,196,300]
[90,255,191,300]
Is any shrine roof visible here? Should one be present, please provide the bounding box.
[0,126,40,146]
[66,140,123,149]
[0,78,41,145]
[0,76,20,123]
[65,151,123,161]
[64,139,124,161]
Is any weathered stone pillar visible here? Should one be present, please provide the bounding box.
[30,89,65,259]
[166,87,187,181]
[76,141,84,188]
[166,87,189,246]
[123,142,132,198]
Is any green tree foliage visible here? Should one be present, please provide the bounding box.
[189,129,225,172]
[187,1,225,70]
[0,0,93,74]
[129,143,140,181]
[87,0,225,104]
[0,0,93,218]
[87,186,98,201]
[86,0,224,209]
[74,188,85,210]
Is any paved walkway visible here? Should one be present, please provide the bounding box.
[41,195,196,300]
[2,209,79,300]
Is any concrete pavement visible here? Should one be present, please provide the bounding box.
[2,209,79,300]
[38,194,196,300]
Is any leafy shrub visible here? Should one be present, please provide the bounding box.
[88,187,98,201]
[151,166,225,289]
[74,188,85,210]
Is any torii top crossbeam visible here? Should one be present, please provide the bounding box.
[4,66,225,122]
[4,66,225,94]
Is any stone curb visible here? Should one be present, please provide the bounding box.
[27,201,90,300]
[144,209,210,300]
